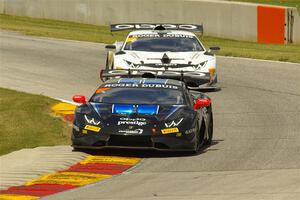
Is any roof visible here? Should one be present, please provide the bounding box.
[127,30,197,37]
[102,78,184,87]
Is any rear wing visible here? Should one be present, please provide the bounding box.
[110,23,203,34]
[100,69,205,83]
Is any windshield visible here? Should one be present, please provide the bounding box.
[123,34,204,52]
[91,88,185,105]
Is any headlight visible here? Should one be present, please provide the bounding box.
[209,68,216,76]
[193,61,207,70]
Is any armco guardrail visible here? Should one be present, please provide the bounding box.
[0,0,299,44]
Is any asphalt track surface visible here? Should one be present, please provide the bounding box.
[1,31,300,200]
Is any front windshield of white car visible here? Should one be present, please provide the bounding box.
[123,33,204,52]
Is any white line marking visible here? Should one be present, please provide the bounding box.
[218,56,300,65]
[55,98,80,106]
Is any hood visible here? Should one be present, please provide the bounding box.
[117,51,214,65]
[114,51,216,72]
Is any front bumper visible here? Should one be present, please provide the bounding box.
[72,132,196,151]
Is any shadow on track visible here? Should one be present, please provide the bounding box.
[197,87,222,93]
[75,139,223,158]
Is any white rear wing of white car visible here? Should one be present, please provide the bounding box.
[110,23,203,34]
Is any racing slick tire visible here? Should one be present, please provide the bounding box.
[105,51,114,70]
[205,112,213,145]
[193,121,205,154]
[103,52,114,81]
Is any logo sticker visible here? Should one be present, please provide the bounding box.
[161,127,179,134]
[84,125,101,132]
[84,115,100,125]
[95,87,110,94]
[118,129,143,135]
[117,118,147,126]
[185,128,196,135]
[165,118,183,128]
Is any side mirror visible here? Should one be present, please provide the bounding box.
[194,98,211,109]
[209,46,220,54]
[105,44,116,50]
[72,95,86,104]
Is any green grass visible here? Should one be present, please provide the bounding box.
[203,36,300,63]
[229,0,300,12]
[0,88,71,155]
[1,14,300,63]
[0,14,126,44]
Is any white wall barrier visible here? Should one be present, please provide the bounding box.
[0,0,299,44]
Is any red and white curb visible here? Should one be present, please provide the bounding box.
[0,102,142,199]
[0,155,142,199]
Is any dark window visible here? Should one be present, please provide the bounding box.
[124,36,204,52]
[91,88,185,105]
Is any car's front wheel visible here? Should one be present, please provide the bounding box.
[105,51,114,70]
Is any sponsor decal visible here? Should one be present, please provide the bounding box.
[165,118,183,128]
[84,125,101,132]
[84,115,100,125]
[104,83,178,90]
[117,117,146,126]
[113,24,200,31]
[104,83,139,88]
[126,36,138,43]
[132,34,193,38]
[141,84,178,89]
[95,87,110,94]
[161,127,179,134]
[164,34,193,38]
[118,129,143,135]
[154,63,182,67]
[185,128,196,135]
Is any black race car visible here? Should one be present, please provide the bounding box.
[72,78,213,153]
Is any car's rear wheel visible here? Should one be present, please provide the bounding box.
[193,121,205,154]
[205,113,213,145]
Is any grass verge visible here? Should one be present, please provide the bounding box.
[1,14,300,63]
[0,88,71,155]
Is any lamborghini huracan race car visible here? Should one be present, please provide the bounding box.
[104,23,220,90]
[72,76,213,153]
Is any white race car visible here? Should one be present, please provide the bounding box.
[104,24,220,90]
